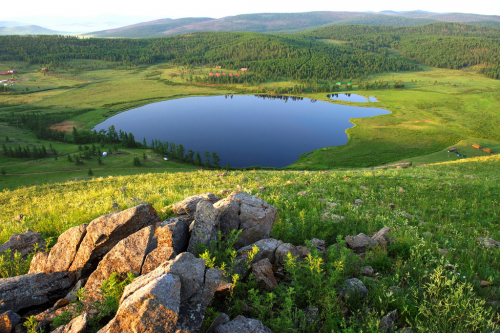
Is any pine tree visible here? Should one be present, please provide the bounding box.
[204,151,211,167]
[194,151,202,166]
[211,151,221,167]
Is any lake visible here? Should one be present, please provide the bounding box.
[94,95,390,168]
[328,93,378,103]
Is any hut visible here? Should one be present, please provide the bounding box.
[483,148,493,154]
[216,66,222,69]
[472,144,482,149]
[240,68,248,72]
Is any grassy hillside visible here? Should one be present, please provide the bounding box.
[0,155,499,331]
[0,25,60,35]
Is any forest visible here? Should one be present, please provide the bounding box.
[300,22,500,79]
[0,32,419,81]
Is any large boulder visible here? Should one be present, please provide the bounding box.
[236,239,283,264]
[98,273,182,333]
[0,230,45,259]
[172,193,221,216]
[0,272,73,313]
[155,217,190,255]
[141,247,175,275]
[275,243,300,266]
[84,226,154,302]
[215,192,278,249]
[69,204,160,279]
[252,258,278,291]
[51,313,88,333]
[214,315,273,333]
[28,252,49,274]
[345,233,376,254]
[30,225,88,274]
[0,311,21,333]
[187,200,220,254]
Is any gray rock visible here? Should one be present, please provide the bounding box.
[355,199,364,205]
[275,243,300,266]
[214,197,240,235]
[361,266,375,276]
[0,311,21,333]
[84,226,154,302]
[252,258,278,291]
[64,280,86,302]
[0,272,73,313]
[155,217,190,255]
[380,310,398,333]
[187,200,220,254]
[339,278,368,299]
[50,313,88,333]
[477,237,500,248]
[345,233,376,253]
[0,230,45,259]
[214,315,273,333]
[98,273,181,333]
[236,238,283,264]
[310,238,326,255]
[372,227,391,247]
[69,204,160,279]
[215,192,278,249]
[141,246,175,275]
[172,193,221,216]
[206,313,230,333]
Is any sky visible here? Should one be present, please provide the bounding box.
[2,0,500,20]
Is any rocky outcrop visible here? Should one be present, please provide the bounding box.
[28,252,49,274]
[154,218,190,255]
[345,233,376,254]
[252,259,278,291]
[141,247,175,275]
[236,239,282,265]
[372,227,391,247]
[30,225,88,274]
[84,226,154,302]
[275,243,300,265]
[69,204,160,279]
[0,311,21,333]
[51,313,88,333]
[172,193,221,216]
[187,200,219,254]
[214,315,273,333]
[0,272,73,313]
[215,192,277,249]
[98,273,181,333]
[0,230,45,259]
[206,313,230,333]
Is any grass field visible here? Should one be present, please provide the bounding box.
[1,58,500,190]
[0,155,498,331]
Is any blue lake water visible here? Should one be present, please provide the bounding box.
[94,95,390,168]
[328,93,378,103]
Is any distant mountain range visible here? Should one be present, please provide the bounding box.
[1,11,499,37]
[0,25,61,35]
[86,11,500,38]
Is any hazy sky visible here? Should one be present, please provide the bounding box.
[2,0,500,20]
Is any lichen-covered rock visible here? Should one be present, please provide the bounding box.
[84,226,154,302]
[236,239,283,265]
[155,218,190,255]
[206,313,230,333]
[362,266,375,277]
[233,192,278,248]
[477,237,500,248]
[172,193,221,216]
[51,313,88,333]
[252,258,278,291]
[0,230,46,259]
[141,246,175,275]
[214,197,240,235]
[187,200,219,254]
[69,204,159,279]
[98,273,181,333]
[28,252,49,274]
[275,243,300,265]
[380,310,398,333]
[339,278,369,299]
[214,315,273,333]
[0,272,73,313]
[44,225,88,274]
[310,238,326,255]
[0,311,21,333]
[345,233,376,253]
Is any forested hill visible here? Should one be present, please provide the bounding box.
[299,22,500,79]
[0,32,419,81]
